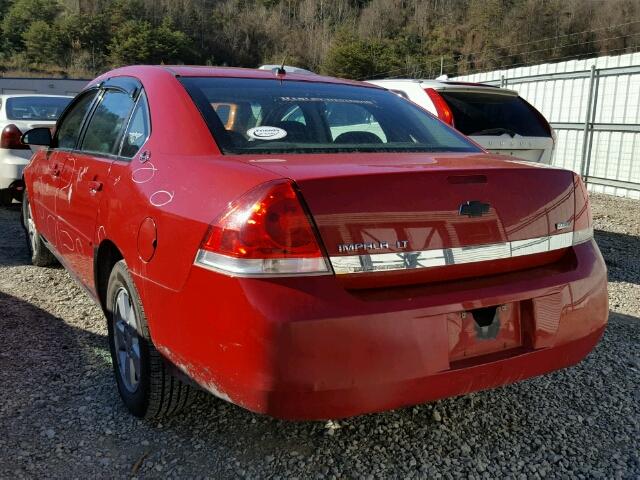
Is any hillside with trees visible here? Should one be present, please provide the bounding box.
[0,0,638,79]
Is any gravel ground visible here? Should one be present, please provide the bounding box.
[0,193,638,479]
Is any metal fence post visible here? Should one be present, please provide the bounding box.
[584,69,601,183]
[580,65,597,179]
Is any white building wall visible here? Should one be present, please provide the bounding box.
[0,78,88,96]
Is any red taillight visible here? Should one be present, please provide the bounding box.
[424,88,454,127]
[0,124,29,150]
[196,180,329,276]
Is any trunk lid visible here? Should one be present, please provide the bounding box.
[242,152,575,287]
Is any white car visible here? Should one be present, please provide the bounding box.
[366,79,555,164]
[258,64,315,75]
[0,94,73,206]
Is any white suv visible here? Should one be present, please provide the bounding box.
[366,79,555,164]
[0,94,72,206]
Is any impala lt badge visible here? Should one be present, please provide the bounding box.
[338,240,409,253]
[459,200,491,217]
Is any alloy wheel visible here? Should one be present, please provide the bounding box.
[112,287,142,393]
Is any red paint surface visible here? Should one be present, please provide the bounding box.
[23,66,608,420]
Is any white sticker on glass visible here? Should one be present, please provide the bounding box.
[247,126,287,140]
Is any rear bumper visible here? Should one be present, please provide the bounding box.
[254,326,605,419]
[0,150,30,190]
[145,240,608,420]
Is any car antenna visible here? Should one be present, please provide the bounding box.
[275,56,287,83]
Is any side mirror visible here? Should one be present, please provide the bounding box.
[21,127,53,147]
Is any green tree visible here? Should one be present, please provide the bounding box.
[108,20,153,65]
[1,0,61,52]
[57,13,111,72]
[322,33,400,79]
[23,20,63,64]
[152,17,194,64]
[108,17,193,66]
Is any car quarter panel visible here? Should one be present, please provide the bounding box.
[92,70,280,311]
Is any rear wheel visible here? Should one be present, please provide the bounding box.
[106,260,196,418]
[21,191,56,267]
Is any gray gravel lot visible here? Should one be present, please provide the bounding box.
[0,193,638,479]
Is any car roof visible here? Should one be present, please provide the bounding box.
[89,65,382,90]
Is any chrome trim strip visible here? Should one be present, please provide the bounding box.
[330,229,588,275]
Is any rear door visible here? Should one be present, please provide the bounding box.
[32,90,99,247]
[437,88,554,163]
[55,85,137,287]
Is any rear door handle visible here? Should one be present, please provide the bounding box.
[88,180,103,194]
[50,164,61,177]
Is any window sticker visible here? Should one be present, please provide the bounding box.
[279,96,375,105]
[128,131,143,143]
[247,126,288,140]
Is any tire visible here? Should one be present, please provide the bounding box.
[21,191,57,267]
[0,189,13,207]
[106,260,196,418]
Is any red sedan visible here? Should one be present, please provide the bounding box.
[20,66,608,420]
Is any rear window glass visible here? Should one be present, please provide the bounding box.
[438,91,551,138]
[6,96,71,121]
[180,78,480,155]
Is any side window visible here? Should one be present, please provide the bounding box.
[120,93,150,159]
[81,90,135,156]
[56,91,98,150]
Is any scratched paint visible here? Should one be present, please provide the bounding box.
[149,190,174,207]
[59,158,76,204]
[59,230,74,252]
[97,225,106,243]
[132,162,158,184]
[77,166,89,183]
[155,345,232,403]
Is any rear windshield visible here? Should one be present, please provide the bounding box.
[180,78,480,155]
[5,96,72,121]
[438,91,551,138]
